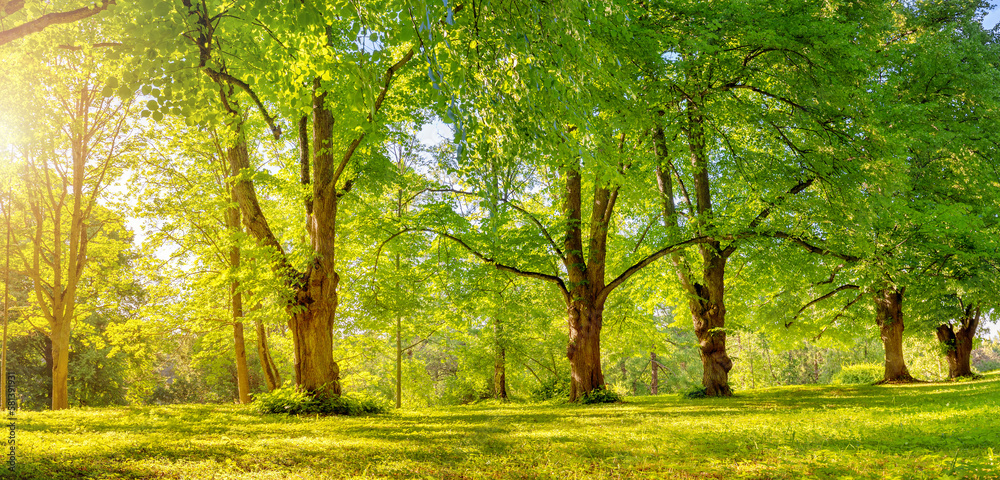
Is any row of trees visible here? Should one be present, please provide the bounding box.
[0,0,998,409]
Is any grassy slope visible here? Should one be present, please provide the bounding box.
[5,372,1000,479]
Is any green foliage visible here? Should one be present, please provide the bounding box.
[832,363,884,385]
[530,377,570,402]
[579,386,622,405]
[681,385,708,399]
[253,384,388,416]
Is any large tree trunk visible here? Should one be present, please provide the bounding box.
[227,101,343,396]
[875,286,915,382]
[935,304,979,379]
[650,351,659,395]
[50,317,71,410]
[567,294,605,401]
[233,321,251,403]
[689,253,733,396]
[254,320,282,391]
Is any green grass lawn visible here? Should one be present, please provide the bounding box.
[4,372,999,479]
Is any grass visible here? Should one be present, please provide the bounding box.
[3,372,999,479]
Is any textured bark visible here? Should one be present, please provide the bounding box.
[567,294,604,401]
[655,118,734,397]
[875,287,915,382]
[254,320,282,391]
[562,167,614,401]
[690,254,733,396]
[936,304,979,379]
[50,319,70,410]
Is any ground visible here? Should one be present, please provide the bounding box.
[5,372,999,479]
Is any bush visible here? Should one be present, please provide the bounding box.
[832,363,883,385]
[531,378,570,401]
[253,385,389,416]
[681,385,707,399]
[579,386,622,404]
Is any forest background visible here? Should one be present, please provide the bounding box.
[1,0,1000,411]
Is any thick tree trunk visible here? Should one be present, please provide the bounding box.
[567,295,605,401]
[875,287,915,382]
[935,305,979,378]
[689,254,733,396]
[50,318,70,410]
[288,281,340,395]
[254,320,282,391]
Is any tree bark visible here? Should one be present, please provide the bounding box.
[875,286,915,382]
[395,315,402,408]
[654,121,733,397]
[254,319,282,391]
[227,102,343,396]
[50,318,70,410]
[493,317,508,400]
[935,304,979,378]
[227,183,251,404]
[567,292,605,400]
[690,253,733,396]
[650,351,659,395]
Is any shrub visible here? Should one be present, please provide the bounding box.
[253,385,389,416]
[681,385,707,399]
[832,363,883,385]
[579,386,622,404]
[531,378,570,401]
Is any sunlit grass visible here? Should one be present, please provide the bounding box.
[3,372,999,479]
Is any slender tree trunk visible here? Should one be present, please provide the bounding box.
[875,286,915,382]
[650,351,659,395]
[2,188,10,409]
[227,185,251,404]
[395,315,402,408]
[493,317,508,400]
[254,320,282,391]
[233,321,251,403]
[935,305,979,378]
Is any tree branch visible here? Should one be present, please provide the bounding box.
[600,236,712,302]
[0,0,115,47]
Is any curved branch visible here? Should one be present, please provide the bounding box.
[789,284,860,326]
[0,0,115,47]
[770,231,861,263]
[378,227,570,303]
[600,235,712,302]
[204,68,281,140]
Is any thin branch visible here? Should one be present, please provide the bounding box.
[0,0,115,46]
